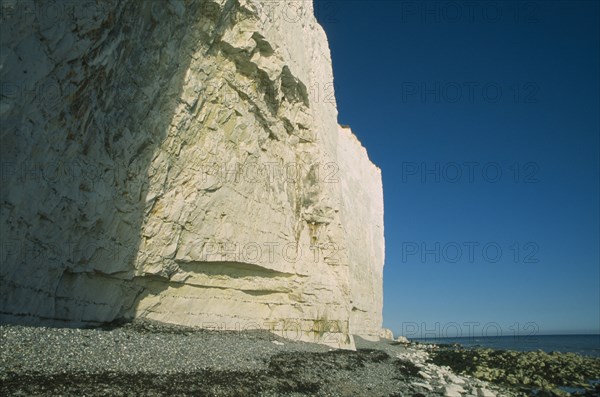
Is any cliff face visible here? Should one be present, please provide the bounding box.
[0,0,384,348]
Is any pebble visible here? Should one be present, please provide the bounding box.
[446,384,466,394]
[477,387,496,397]
[448,374,466,384]
[419,370,432,379]
[444,385,464,397]
[413,382,434,391]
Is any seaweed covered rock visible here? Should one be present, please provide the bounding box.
[429,347,600,396]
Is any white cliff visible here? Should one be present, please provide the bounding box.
[0,0,384,349]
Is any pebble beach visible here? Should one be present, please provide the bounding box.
[2,320,598,396]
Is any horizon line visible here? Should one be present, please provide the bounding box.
[406,333,600,339]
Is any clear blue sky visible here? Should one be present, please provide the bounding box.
[316,0,599,337]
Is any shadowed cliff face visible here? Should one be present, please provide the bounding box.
[1,0,384,349]
[1,0,207,323]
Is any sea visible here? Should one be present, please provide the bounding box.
[411,334,600,357]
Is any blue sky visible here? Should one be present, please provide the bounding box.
[316,0,599,336]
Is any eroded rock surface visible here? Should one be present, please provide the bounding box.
[1,0,384,348]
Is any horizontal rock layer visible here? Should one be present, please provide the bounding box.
[0,0,384,348]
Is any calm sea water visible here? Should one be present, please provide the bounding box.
[412,334,600,357]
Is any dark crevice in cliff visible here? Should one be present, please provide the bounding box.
[205,0,239,55]
[281,66,310,107]
[177,261,297,279]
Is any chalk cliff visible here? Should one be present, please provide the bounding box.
[0,0,384,348]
